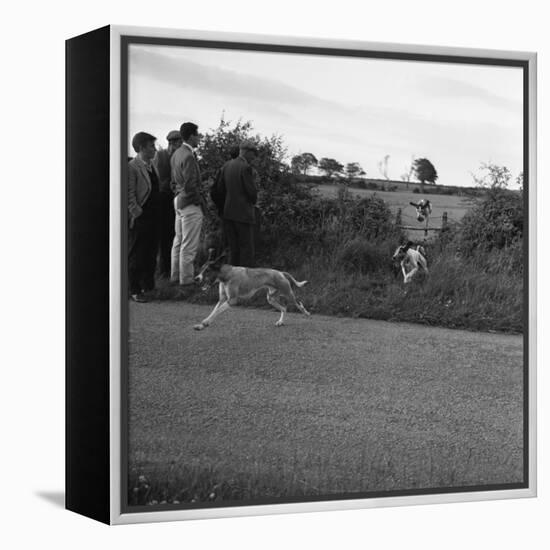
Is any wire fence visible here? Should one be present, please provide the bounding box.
[395,209,448,237]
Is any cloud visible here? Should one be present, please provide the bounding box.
[130,47,346,111]
[418,75,522,114]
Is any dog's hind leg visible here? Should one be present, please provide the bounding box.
[404,267,418,283]
[266,289,286,327]
[289,290,310,316]
[420,257,429,274]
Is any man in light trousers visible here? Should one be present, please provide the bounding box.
[170,122,204,288]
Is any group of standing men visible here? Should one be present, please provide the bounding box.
[128,122,259,302]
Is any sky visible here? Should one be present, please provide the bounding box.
[128,44,524,188]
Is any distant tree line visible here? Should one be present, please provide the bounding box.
[290,151,439,190]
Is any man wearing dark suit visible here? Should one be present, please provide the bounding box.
[219,141,259,267]
[154,130,182,278]
[128,132,161,302]
[170,122,205,286]
[210,144,240,218]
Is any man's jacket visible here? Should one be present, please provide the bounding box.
[128,156,159,227]
[220,156,258,224]
[171,144,203,210]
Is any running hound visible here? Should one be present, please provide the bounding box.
[410,199,432,230]
[192,250,311,330]
[393,241,428,283]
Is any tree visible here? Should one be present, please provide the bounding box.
[318,157,344,180]
[290,152,318,175]
[413,157,438,193]
[400,155,416,189]
[516,172,524,190]
[377,155,390,180]
[345,162,366,181]
[199,116,287,189]
[471,162,512,189]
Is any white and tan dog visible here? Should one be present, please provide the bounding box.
[193,250,311,330]
[393,241,428,283]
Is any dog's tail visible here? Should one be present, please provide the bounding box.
[283,272,309,288]
[416,245,426,257]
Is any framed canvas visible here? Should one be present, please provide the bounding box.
[66,25,537,525]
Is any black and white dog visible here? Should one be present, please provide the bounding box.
[392,241,428,283]
[410,199,432,228]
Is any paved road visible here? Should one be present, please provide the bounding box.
[128,301,524,494]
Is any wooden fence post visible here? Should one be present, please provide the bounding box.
[395,208,402,227]
[442,211,448,232]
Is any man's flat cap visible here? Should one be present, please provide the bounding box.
[166,130,182,141]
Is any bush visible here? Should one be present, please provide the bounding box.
[256,174,403,267]
[455,188,523,255]
[412,187,420,193]
[336,237,392,273]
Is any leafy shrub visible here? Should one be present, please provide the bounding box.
[198,118,287,186]
[336,237,391,273]
[455,188,523,255]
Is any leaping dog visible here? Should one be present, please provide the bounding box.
[192,250,311,330]
[393,241,428,283]
[410,199,432,230]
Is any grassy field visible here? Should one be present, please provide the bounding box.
[315,183,474,234]
[128,302,524,507]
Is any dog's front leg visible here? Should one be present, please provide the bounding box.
[194,283,227,330]
[193,300,230,330]
[404,267,418,283]
[401,262,408,283]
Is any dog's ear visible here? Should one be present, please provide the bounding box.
[213,251,227,265]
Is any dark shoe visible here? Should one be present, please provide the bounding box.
[130,293,148,303]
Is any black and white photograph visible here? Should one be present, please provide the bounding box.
[122,34,530,513]
[5,0,550,543]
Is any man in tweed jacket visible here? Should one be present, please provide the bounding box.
[127,132,161,301]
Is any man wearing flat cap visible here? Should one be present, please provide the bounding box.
[217,140,259,267]
[154,130,183,278]
[128,131,161,302]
